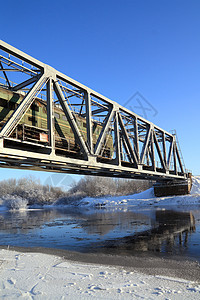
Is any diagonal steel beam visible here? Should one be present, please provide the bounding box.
[53,80,89,158]
[94,107,114,156]
[79,98,85,115]
[151,131,156,171]
[140,126,151,164]
[167,138,174,169]
[0,74,47,137]
[121,138,132,163]
[0,68,24,71]
[0,40,44,69]
[118,113,138,165]
[81,108,107,118]
[153,131,166,170]
[11,75,39,91]
[91,108,107,115]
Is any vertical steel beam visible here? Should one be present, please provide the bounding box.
[47,78,54,152]
[119,135,123,161]
[134,117,140,162]
[173,139,178,175]
[162,132,167,167]
[85,91,93,154]
[151,130,156,171]
[114,111,121,165]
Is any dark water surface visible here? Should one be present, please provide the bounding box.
[0,205,200,262]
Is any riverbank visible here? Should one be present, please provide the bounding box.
[0,177,200,298]
[0,247,200,299]
[79,176,200,208]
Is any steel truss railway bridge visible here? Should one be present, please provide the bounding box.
[0,41,191,195]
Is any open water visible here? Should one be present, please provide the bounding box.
[0,206,200,262]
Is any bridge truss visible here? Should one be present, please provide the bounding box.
[0,40,189,182]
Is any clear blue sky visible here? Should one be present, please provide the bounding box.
[0,0,199,188]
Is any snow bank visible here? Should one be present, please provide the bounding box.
[80,176,200,208]
[1,176,200,210]
[191,176,200,194]
[0,249,199,299]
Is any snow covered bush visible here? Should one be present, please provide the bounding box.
[2,195,28,210]
[0,176,67,207]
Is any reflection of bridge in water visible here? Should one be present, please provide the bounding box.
[97,210,196,253]
[0,41,192,196]
[0,208,196,256]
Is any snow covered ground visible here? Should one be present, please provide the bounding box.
[79,176,200,208]
[0,177,200,299]
[0,249,200,299]
[0,176,200,211]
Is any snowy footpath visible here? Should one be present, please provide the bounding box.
[0,249,200,299]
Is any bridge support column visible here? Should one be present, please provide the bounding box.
[154,174,192,197]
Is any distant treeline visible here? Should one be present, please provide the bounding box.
[0,176,153,206]
[0,177,66,206]
[52,176,153,205]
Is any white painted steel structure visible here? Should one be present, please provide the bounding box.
[0,40,188,181]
